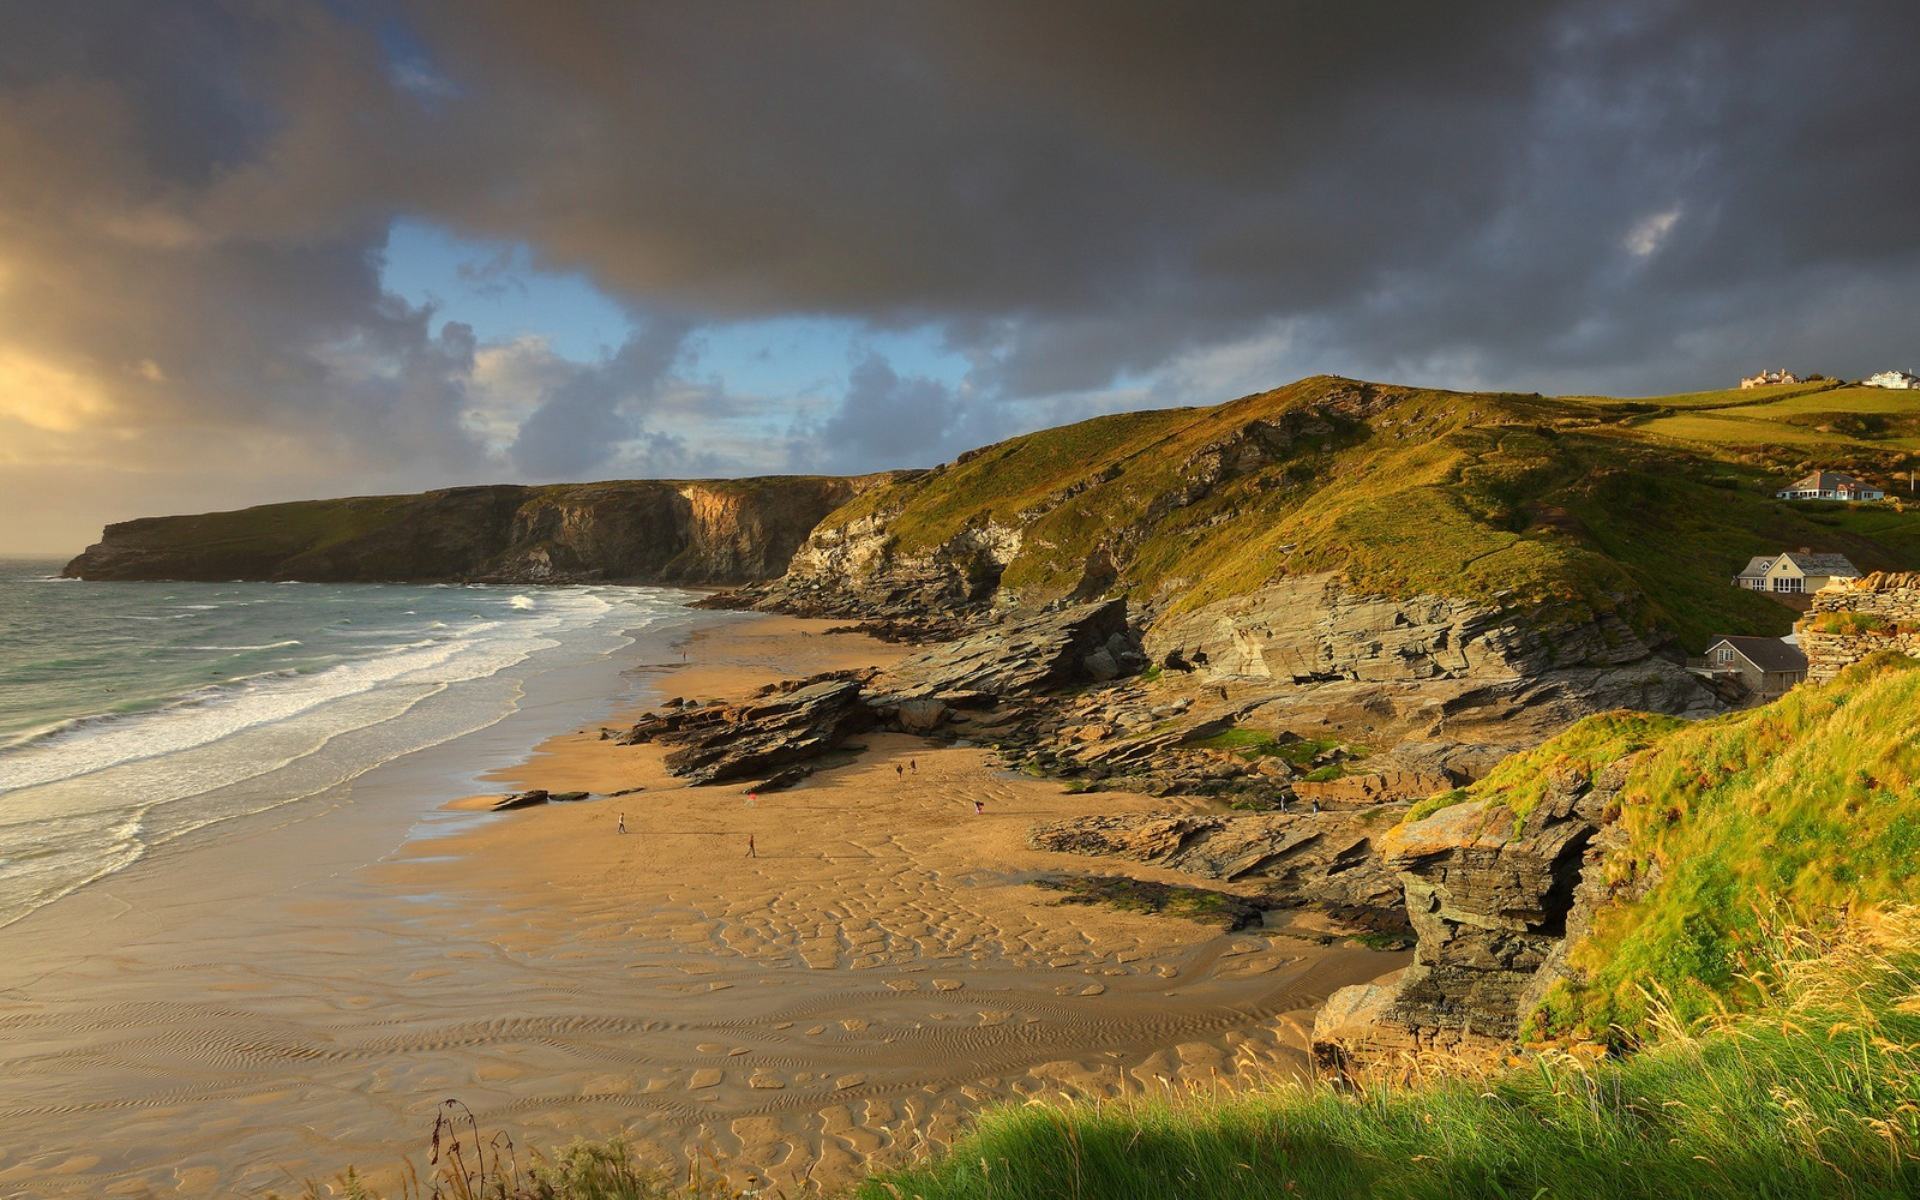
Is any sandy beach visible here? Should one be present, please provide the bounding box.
[0,611,1398,1197]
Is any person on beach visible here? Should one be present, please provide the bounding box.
[895,763,904,777]
[910,759,917,773]
[973,799,984,815]
[746,833,756,857]
[616,812,626,834]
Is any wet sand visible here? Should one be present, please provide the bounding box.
[0,612,1399,1197]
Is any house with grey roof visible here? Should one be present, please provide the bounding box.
[1700,635,1809,701]
[1732,549,1862,595]
[1776,470,1885,502]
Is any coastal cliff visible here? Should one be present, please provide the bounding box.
[62,476,895,584]
[1313,652,1920,1068]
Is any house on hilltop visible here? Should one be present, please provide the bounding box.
[1864,370,1919,389]
[1733,549,1862,595]
[1740,368,1800,388]
[1775,470,1885,502]
[1698,635,1808,701]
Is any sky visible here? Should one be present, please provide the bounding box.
[3,2,1919,554]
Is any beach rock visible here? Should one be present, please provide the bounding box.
[1028,811,1403,911]
[549,790,590,802]
[492,790,550,811]
[894,697,949,733]
[744,765,812,793]
[621,672,877,786]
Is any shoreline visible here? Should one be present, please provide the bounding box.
[0,605,1401,1197]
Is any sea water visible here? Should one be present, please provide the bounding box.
[0,557,699,928]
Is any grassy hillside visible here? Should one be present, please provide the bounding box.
[1407,653,1920,1044]
[820,375,1920,649]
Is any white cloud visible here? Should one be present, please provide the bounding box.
[1624,206,1683,258]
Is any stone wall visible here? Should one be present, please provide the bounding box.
[1800,572,1920,683]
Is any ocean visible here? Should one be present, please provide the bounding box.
[0,557,699,928]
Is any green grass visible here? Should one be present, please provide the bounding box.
[857,912,1920,1200]
[1396,654,1920,1045]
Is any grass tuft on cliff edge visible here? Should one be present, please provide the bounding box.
[1405,652,1920,1044]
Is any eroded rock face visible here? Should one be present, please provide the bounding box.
[1145,574,1717,733]
[1029,811,1404,911]
[872,599,1141,703]
[759,508,1020,619]
[1311,761,1631,1071]
[619,673,879,786]
[621,602,1145,786]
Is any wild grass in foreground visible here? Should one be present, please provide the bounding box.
[856,912,1920,1200]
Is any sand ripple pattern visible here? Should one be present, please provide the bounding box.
[0,659,1399,1196]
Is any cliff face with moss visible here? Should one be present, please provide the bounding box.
[63,476,893,585]
[1314,653,1920,1067]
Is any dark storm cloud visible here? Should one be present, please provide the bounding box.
[6,0,1920,551]
[381,0,1920,398]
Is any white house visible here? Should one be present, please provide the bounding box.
[1775,470,1885,502]
[1732,549,1862,594]
[1864,369,1920,389]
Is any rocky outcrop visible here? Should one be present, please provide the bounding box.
[1311,759,1630,1071]
[1147,574,1717,738]
[1029,811,1404,911]
[63,476,893,584]
[747,506,1018,619]
[620,601,1145,786]
[872,599,1142,704]
[619,672,880,786]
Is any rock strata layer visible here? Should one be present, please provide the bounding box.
[1311,759,1631,1072]
[1028,811,1404,912]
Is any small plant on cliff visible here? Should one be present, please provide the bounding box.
[1810,610,1895,636]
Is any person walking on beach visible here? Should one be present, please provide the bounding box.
[973,799,984,815]
[910,759,917,773]
[616,812,626,834]
[895,763,904,777]
[746,833,756,857]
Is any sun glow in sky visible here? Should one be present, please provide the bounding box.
[3,2,1919,554]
